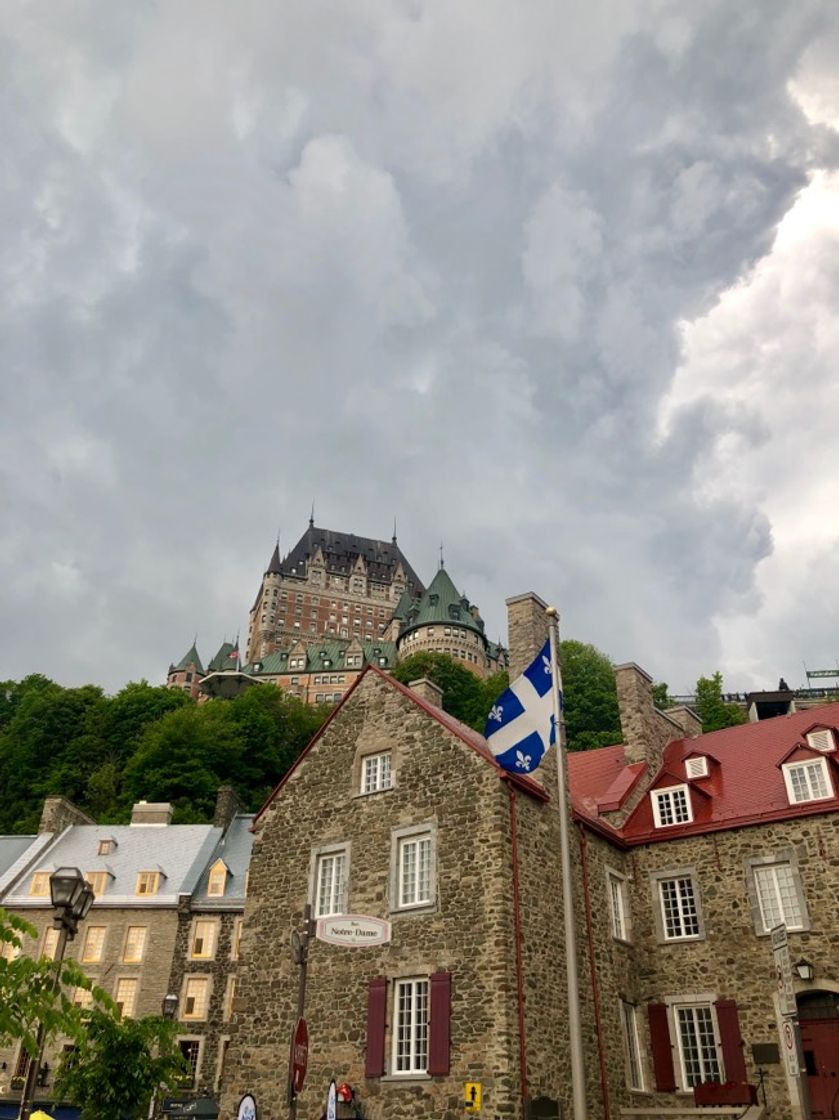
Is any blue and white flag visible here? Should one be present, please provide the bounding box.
[484,640,560,774]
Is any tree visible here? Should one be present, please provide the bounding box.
[55,1009,186,1120]
[559,640,623,752]
[652,682,674,710]
[391,653,490,729]
[694,672,747,733]
[0,909,103,1057]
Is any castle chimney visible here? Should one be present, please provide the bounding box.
[130,801,174,826]
[213,786,244,830]
[506,592,550,680]
[38,796,95,834]
[615,663,683,771]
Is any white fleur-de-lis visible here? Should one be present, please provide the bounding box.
[542,655,551,674]
[488,704,503,723]
[515,750,532,771]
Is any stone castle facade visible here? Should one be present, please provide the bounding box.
[167,520,507,705]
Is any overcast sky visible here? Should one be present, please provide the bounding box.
[3,0,839,697]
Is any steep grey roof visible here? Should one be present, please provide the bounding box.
[192,814,254,909]
[280,524,425,595]
[0,835,47,896]
[6,824,222,909]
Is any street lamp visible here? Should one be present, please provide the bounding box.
[793,958,815,982]
[18,867,95,1120]
[148,994,180,1120]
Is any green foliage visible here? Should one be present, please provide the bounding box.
[55,1009,186,1120]
[559,640,623,751]
[652,681,674,710]
[0,909,109,1055]
[390,653,508,730]
[694,672,748,732]
[0,676,328,831]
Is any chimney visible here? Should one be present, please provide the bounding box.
[664,705,702,739]
[213,786,243,830]
[130,801,174,826]
[38,796,95,834]
[408,678,444,708]
[615,663,683,770]
[506,592,550,680]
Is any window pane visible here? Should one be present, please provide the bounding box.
[316,853,344,917]
[621,1002,643,1090]
[660,878,699,939]
[677,1006,720,1087]
[394,979,429,1074]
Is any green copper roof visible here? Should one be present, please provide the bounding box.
[208,642,238,672]
[392,588,417,622]
[246,639,398,676]
[175,643,204,672]
[400,567,486,640]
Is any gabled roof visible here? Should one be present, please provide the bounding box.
[254,665,547,823]
[192,814,255,908]
[400,566,486,640]
[174,643,204,673]
[208,642,238,672]
[279,524,425,594]
[570,703,839,844]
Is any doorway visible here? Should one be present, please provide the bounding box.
[798,991,839,1120]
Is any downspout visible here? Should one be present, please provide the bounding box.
[509,786,530,1116]
[578,823,611,1120]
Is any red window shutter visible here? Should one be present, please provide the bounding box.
[714,999,746,1083]
[428,971,452,1076]
[648,1002,676,1091]
[365,977,387,1078]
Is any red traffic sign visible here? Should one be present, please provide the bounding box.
[291,1018,309,1094]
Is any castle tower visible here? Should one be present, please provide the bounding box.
[395,565,491,678]
[166,642,205,699]
[246,542,283,662]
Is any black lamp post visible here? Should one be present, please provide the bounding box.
[147,994,180,1120]
[18,868,95,1120]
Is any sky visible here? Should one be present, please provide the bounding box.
[2,0,839,697]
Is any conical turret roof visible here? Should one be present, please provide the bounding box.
[266,542,282,575]
[401,566,485,639]
[174,643,204,673]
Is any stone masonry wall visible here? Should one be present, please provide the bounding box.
[219,673,565,1120]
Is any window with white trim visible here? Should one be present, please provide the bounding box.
[658,876,701,940]
[114,977,138,1018]
[620,1001,644,1090]
[685,756,709,779]
[672,1003,722,1088]
[362,752,392,794]
[752,862,805,932]
[782,758,832,804]
[178,1039,202,1088]
[397,831,433,909]
[314,849,347,917]
[392,978,429,1074]
[135,871,160,896]
[607,871,630,942]
[651,785,693,828]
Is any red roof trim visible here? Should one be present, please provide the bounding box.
[775,742,823,767]
[623,796,839,845]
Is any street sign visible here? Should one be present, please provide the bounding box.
[291,1018,309,1094]
[326,1081,337,1120]
[236,1096,257,1120]
[464,1083,482,1112]
[781,1019,799,1078]
[315,914,392,946]
[771,925,797,1017]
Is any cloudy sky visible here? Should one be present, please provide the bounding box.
[3,0,839,697]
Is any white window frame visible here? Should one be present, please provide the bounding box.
[805,728,835,752]
[391,977,429,1075]
[685,756,709,780]
[390,823,436,913]
[361,751,393,795]
[310,843,350,918]
[653,872,704,942]
[749,857,807,933]
[782,758,833,804]
[667,997,723,1090]
[620,1000,645,1091]
[177,1037,204,1089]
[651,785,693,828]
[607,870,630,942]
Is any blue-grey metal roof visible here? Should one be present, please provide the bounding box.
[191,814,254,909]
[5,824,222,909]
[0,835,45,895]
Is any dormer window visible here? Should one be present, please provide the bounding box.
[685,756,709,780]
[782,758,833,805]
[651,785,693,828]
[806,728,835,753]
[136,871,161,896]
[207,860,228,898]
[85,871,109,897]
[98,838,116,856]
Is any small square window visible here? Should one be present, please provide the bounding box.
[136,871,160,896]
[362,752,392,794]
[685,756,709,780]
[98,839,114,856]
[651,785,693,828]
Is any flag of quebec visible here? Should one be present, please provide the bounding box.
[483,640,558,774]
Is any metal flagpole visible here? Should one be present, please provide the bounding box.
[546,607,587,1120]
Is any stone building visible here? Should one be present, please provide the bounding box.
[218,594,839,1120]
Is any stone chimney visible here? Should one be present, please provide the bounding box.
[38,796,95,834]
[664,705,703,739]
[130,801,174,826]
[213,786,244,830]
[615,663,684,771]
[506,592,550,680]
[408,678,444,708]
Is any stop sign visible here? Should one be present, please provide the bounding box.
[291,1017,309,1094]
